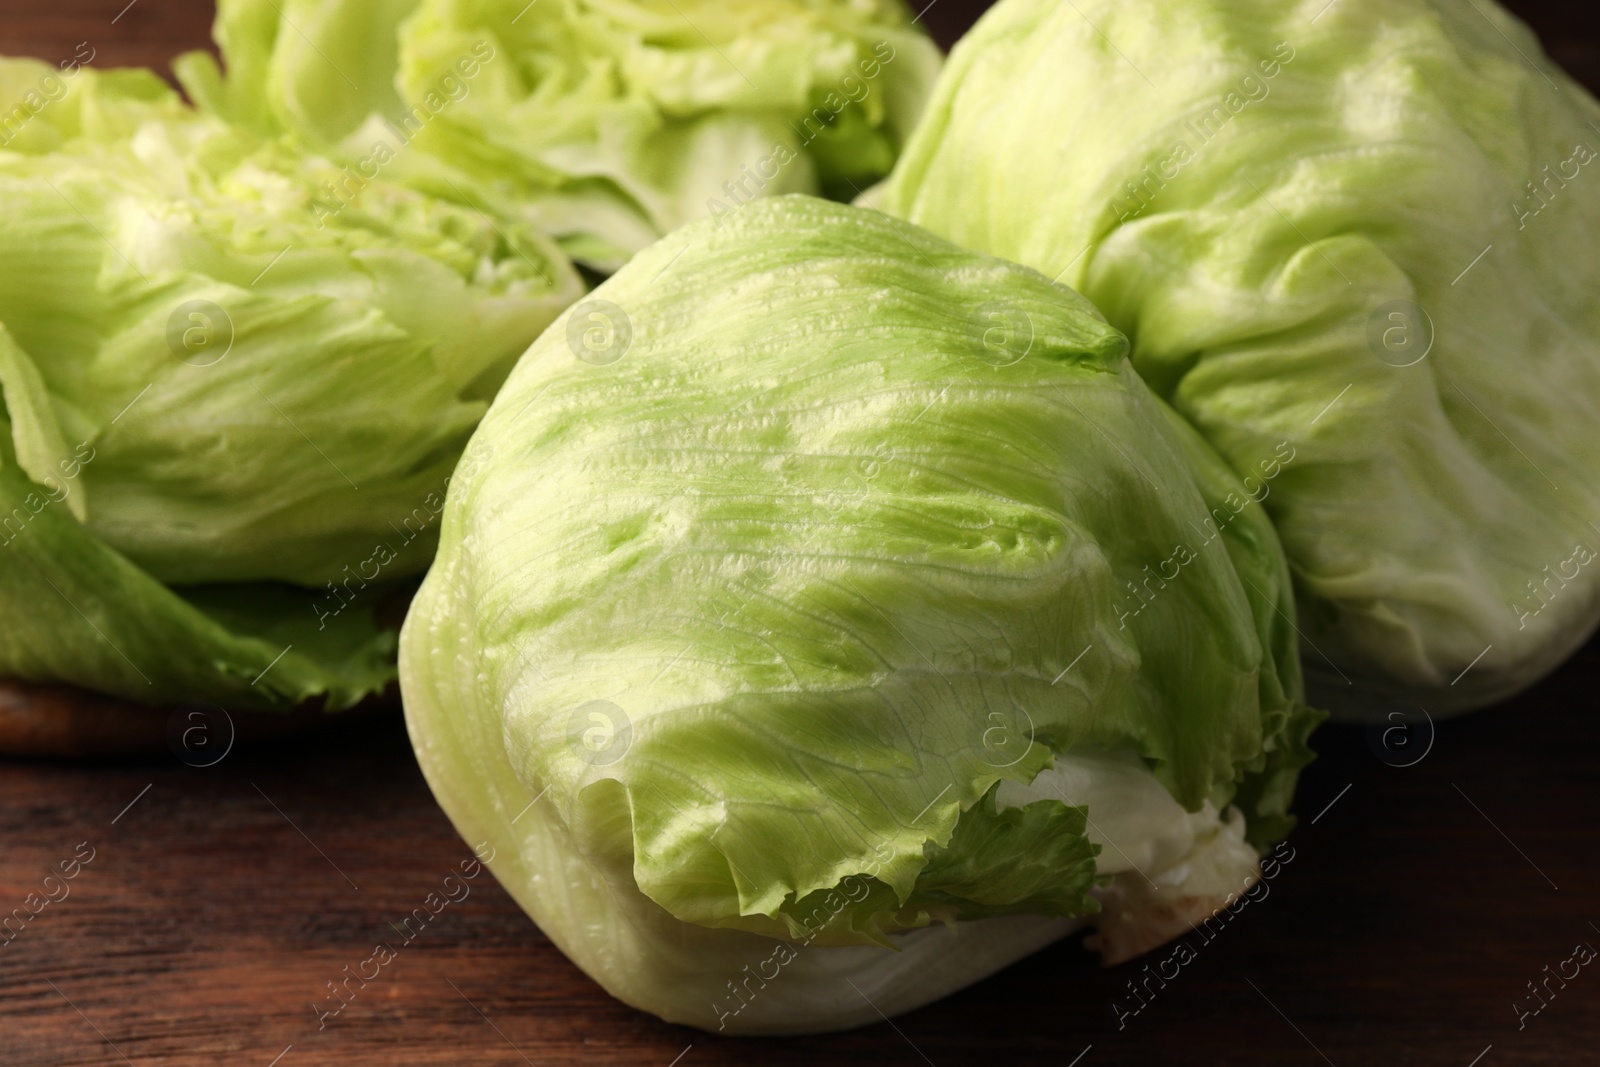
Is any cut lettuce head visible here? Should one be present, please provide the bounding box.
[871,0,1600,716]
[175,0,941,271]
[400,196,1319,1032]
[0,58,581,708]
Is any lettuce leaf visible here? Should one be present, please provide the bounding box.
[0,417,395,708]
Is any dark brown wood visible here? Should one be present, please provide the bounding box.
[3,2,1600,1065]
[0,681,394,758]
[5,1,216,86]
[1,642,1596,1066]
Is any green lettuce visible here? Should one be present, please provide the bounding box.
[400,196,1318,1032]
[175,0,942,271]
[871,0,1600,715]
[0,58,581,708]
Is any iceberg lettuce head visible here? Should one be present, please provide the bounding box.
[176,0,942,272]
[0,58,581,709]
[400,196,1319,1032]
[872,0,1600,715]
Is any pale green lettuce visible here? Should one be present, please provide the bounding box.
[400,196,1318,1032]
[0,58,581,707]
[175,0,941,271]
[872,0,1600,714]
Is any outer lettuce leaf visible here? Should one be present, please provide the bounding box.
[906,787,1100,921]
[0,59,581,707]
[0,418,395,709]
[175,0,942,270]
[401,196,1317,1030]
[754,785,1100,948]
[0,323,83,521]
[1155,401,1319,844]
[872,0,1600,715]
[0,58,184,153]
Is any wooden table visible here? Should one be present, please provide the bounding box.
[4,2,1600,1065]
[3,646,1597,1067]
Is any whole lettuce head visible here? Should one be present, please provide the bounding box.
[400,196,1319,1033]
[176,0,942,272]
[872,0,1600,715]
[0,58,581,709]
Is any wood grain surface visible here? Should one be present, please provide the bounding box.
[4,2,1600,1065]
[2,644,1596,1067]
